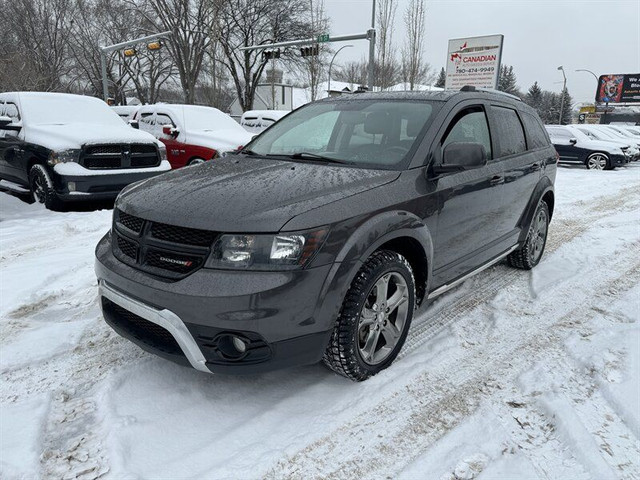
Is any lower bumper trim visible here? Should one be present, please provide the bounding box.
[98,279,210,373]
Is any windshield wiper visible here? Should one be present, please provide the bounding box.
[288,152,350,164]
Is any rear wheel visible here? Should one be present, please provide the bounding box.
[586,153,609,170]
[29,164,62,210]
[508,201,549,270]
[323,250,416,382]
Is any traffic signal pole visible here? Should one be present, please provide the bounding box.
[239,31,376,91]
[99,31,172,102]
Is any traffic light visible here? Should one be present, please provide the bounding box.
[262,49,281,61]
[147,41,163,51]
[123,48,137,57]
[300,44,320,57]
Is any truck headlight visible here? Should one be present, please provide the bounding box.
[48,149,81,165]
[205,228,328,270]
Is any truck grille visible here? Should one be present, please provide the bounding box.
[113,209,216,279]
[81,144,160,170]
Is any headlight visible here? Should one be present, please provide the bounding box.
[48,149,81,165]
[158,144,168,163]
[205,228,328,270]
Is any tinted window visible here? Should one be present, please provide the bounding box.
[491,106,526,156]
[546,127,571,139]
[442,108,492,160]
[521,113,549,149]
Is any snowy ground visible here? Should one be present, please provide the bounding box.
[1,165,639,480]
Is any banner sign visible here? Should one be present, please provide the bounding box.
[445,34,504,90]
[596,74,640,104]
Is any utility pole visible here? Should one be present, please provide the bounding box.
[557,65,567,124]
[368,0,376,91]
[99,31,172,102]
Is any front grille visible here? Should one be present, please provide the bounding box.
[117,210,144,234]
[116,234,138,260]
[102,298,183,356]
[112,209,215,279]
[150,222,217,247]
[81,144,160,170]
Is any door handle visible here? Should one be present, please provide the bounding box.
[490,175,504,185]
[531,162,541,171]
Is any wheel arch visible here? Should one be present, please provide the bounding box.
[517,177,554,243]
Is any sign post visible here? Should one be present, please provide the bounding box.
[445,34,504,90]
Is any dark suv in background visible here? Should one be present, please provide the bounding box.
[95,87,557,382]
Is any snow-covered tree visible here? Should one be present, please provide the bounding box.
[498,65,520,96]
[434,67,446,88]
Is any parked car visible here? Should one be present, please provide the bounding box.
[111,105,140,123]
[134,104,253,168]
[598,125,640,155]
[545,125,626,170]
[570,125,638,162]
[240,110,289,133]
[96,87,557,381]
[0,92,171,210]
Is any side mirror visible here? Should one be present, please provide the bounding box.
[128,119,139,129]
[432,142,487,175]
[0,115,21,131]
[569,137,577,145]
[162,125,178,137]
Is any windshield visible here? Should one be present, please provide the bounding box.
[183,106,244,132]
[20,94,124,126]
[244,99,438,169]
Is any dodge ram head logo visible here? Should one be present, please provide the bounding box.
[159,256,193,267]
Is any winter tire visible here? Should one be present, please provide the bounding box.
[323,250,416,382]
[586,153,609,170]
[29,164,62,210]
[508,200,549,270]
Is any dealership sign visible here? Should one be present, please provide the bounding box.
[445,34,504,90]
[596,74,640,104]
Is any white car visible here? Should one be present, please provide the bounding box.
[135,104,253,168]
[0,92,170,210]
[240,110,289,134]
[577,125,638,161]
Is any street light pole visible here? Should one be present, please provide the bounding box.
[557,65,567,124]
[367,0,376,91]
[328,44,353,95]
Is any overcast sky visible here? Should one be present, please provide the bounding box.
[323,0,640,104]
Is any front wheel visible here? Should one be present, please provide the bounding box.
[586,152,609,170]
[508,201,549,270]
[323,250,416,382]
[29,164,62,210]
[188,157,206,166]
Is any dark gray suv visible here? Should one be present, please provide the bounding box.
[95,88,557,381]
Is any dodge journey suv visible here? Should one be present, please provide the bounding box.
[95,87,557,381]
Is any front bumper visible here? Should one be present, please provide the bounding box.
[51,164,169,200]
[95,234,338,374]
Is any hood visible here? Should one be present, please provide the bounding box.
[25,123,159,152]
[117,156,400,232]
[578,139,624,153]
[187,129,254,153]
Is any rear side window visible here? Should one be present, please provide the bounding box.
[521,112,549,149]
[442,107,492,161]
[491,106,526,157]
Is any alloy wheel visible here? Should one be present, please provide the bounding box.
[587,154,607,170]
[528,208,548,263]
[32,175,45,203]
[357,272,409,365]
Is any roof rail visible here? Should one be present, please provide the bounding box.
[460,85,522,101]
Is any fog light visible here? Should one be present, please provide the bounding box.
[232,336,247,353]
[68,182,76,192]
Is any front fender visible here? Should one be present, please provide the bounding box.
[311,211,434,333]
